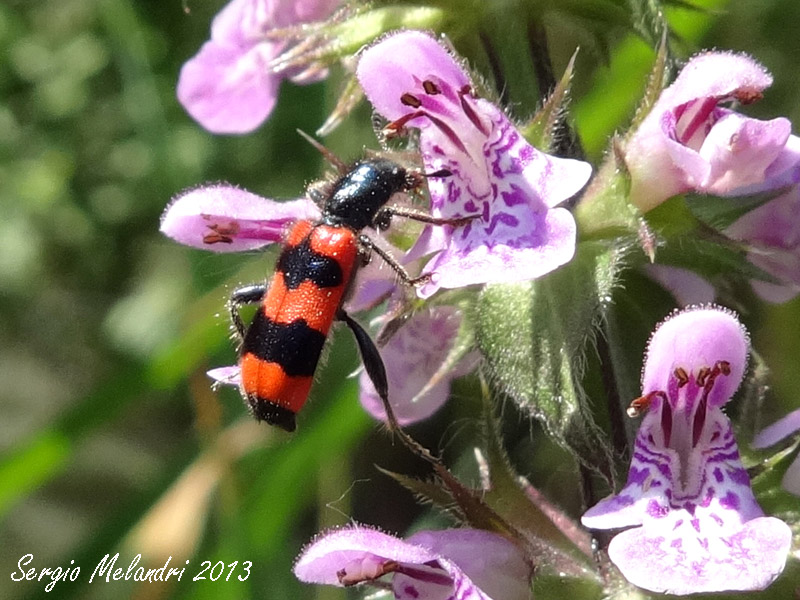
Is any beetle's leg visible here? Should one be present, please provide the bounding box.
[227,284,267,343]
[338,309,449,471]
[375,206,480,231]
[307,180,333,210]
[337,310,389,403]
[357,234,432,287]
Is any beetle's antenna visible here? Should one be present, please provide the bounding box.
[296,129,348,174]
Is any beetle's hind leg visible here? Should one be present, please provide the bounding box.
[227,284,267,344]
[338,309,449,471]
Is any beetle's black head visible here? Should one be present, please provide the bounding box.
[323,158,417,230]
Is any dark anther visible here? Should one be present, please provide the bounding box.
[674,367,689,387]
[734,88,763,105]
[717,360,731,375]
[696,367,710,387]
[400,93,422,108]
[422,80,441,95]
[203,222,239,244]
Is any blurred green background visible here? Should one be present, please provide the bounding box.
[1,1,799,599]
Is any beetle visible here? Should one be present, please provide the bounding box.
[224,142,469,431]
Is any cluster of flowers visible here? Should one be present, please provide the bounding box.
[162,1,799,597]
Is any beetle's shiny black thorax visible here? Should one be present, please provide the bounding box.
[322,158,411,230]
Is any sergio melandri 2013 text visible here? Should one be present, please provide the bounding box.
[10,552,252,592]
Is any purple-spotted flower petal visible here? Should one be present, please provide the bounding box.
[753,408,800,496]
[626,51,800,211]
[725,184,800,302]
[582,306,791,595]
[160,184,320,252]
[177,0,340,134]
[359,306,479,425]
[293,525,531,600]
[357,31,592,298]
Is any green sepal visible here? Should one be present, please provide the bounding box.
[475,240,624,482]
[376,466,460,514]
[522,49,578,152]
[575,142,643,240]
[327,6,447,54]
[268,6,447,77]
[316,75,364,137]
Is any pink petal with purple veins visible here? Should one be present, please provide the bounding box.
[582,307,791,594]
[661,51,772,109]
[625,52,791,211]
[161,184,319,252]
[294,525,529,600]
[357,31,591,297]
[608,515,791,595]
[360,307,474,425]
[417,206,576,296]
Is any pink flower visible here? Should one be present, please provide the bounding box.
[582,306,791,595]
[293,525,531,600]
[359,306,479,425]
[753,408,800,496]
[177,0,340,134]
[160,183,320,251]
[626,52,800,211]
[356,31,592,298]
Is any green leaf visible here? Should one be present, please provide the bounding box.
[750,441,800,522]
[644,194,701,238]
[0,432,70,518]
[476,241,624,481]
[686,188,785,230]
[654,234,781,284]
